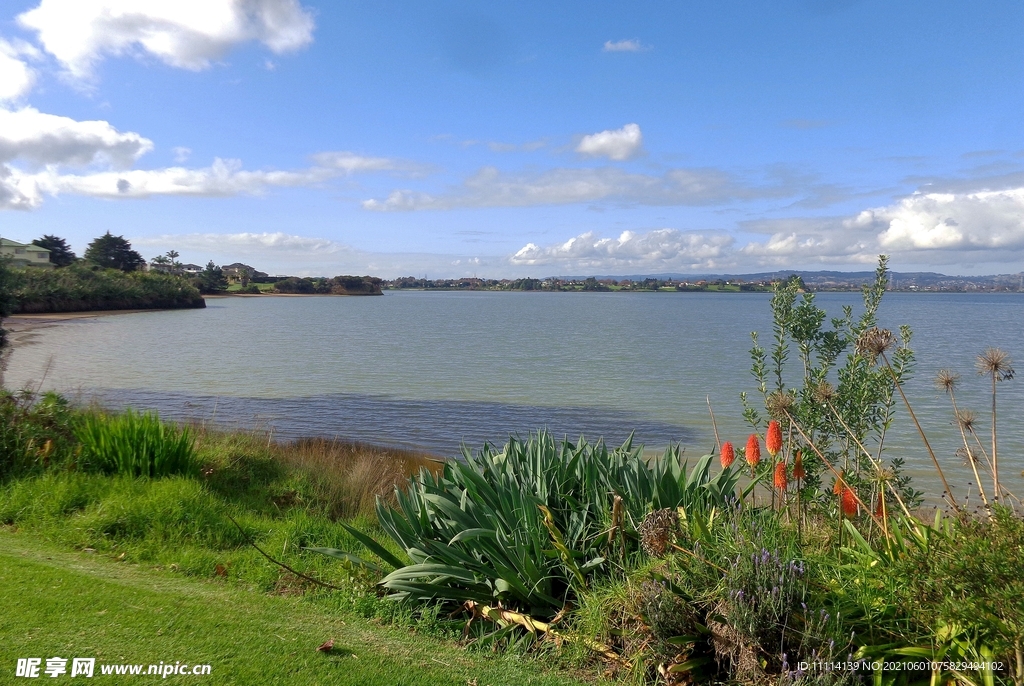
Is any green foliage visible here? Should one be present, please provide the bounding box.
[743,255,921,509]
[0,255,15,348]
[192,260,228,293]
[330,432,741,619]
[9,262,205,313]
[0,390,77,480]
[272,275,383,295]
[32,235,77,267]
[83,231,145,272]
[75,410,197,478]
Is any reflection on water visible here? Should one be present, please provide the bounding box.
[87,389,702,457]
[6,290,1023,497]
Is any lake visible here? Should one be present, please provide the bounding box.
[5,290,1023,501]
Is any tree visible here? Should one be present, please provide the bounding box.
[0,256,17,350]
[83,232,145,272]
[32,235,77,267]
[194,261,227,293]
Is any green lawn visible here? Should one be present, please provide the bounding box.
[0,529,594,685]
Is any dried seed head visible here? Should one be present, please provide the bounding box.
[811,380,836,404]
[638,508,680,557]
[855,327,897,363]
[956,409,977,433]
[935,369,960,394]
[976,348,1015,381]
[766,391,795,419]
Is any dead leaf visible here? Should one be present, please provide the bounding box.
[214,564,228,577]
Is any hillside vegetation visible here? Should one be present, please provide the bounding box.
[10,263,205,313]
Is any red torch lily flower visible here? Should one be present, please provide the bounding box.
[840,487,859,518]
[745,434,761,469]
[773,461,788,491]
[792,450,805,479]
[720,441,735,469]
[766,420,783,457]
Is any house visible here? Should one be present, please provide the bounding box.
[0,238,53,268]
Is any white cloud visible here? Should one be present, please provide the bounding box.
[603,39,646,52]
[172,146,191,163]
[576,123,643,161]
[0,104,420,210]
[17,0,315,78]
[511,229,733,270]
[871,187,1024,251]
[0,39,41,102]
[0,106,153,166]
[133,231,351,255]
[310,150,427,176]
[362,164,782,211]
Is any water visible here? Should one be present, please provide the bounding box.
[5,291,1023,499]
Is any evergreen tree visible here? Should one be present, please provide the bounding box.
[32,235,77,267]
[83,232,145,272]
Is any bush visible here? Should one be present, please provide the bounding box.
[0,391,76,480]
[75,410,197,478]
[10,263,205,313]
[332,432,742,619]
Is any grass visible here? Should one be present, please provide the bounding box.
[0,528,594,685]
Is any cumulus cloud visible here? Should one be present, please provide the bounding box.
[0,105,422,210]
[0,39,40,102]
[603,39,646,52]
[362,163,798,211]
[17,0,315,77]
[511,229,734,269]
[0,106,153,167]
[576,123,643,161]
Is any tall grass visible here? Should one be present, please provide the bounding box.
[76,410,196,477]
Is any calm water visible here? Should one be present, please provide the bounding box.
[6,291,1023,499]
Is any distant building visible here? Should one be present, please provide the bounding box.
[180,263,204,275]
[0,238,53,268]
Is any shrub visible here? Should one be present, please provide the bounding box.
[75,410,197,478]
[0,390,76,480]
[329,432,742,619]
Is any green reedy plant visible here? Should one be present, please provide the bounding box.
[75,409,197,478]
[318,432,742,619]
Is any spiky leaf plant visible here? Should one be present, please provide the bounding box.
[324,432,741,619]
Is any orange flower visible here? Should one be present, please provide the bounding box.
[840,487,859,518]
[832,472,845,495]
[773,461,788,491]
[720,441,735,469]
[745,434,761,468]
[792,450,805,480]
[766,420,783,456]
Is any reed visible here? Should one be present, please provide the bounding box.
[76,409,196,477]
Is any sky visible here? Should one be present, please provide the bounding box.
[2,0,1024,278]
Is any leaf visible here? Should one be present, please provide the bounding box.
[339,522,406,570]
[304,547,383,574]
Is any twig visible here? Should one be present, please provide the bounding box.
[879,352,960,514]
[784,411,885,530]
[707,396,722,453]
[225,513,345,591]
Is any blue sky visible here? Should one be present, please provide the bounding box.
[2,0,1024,277]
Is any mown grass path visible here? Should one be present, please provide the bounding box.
[0,529,594,685]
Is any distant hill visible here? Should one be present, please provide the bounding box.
[557,270,1024,290]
